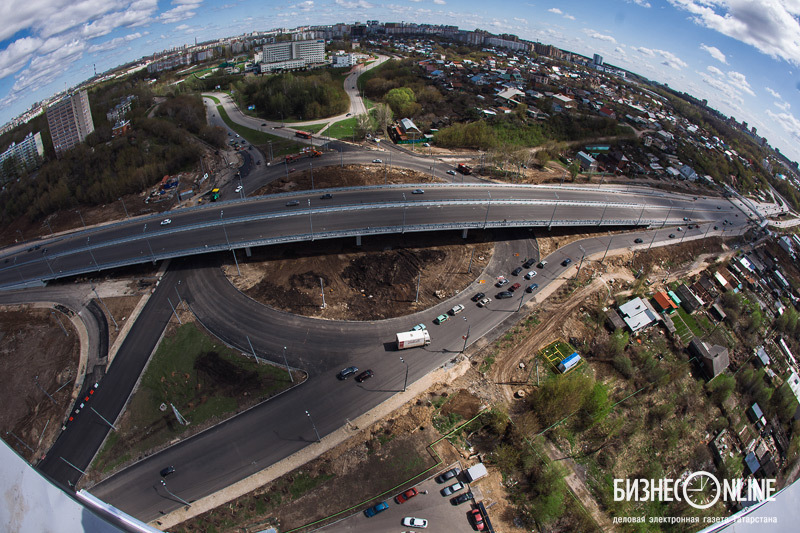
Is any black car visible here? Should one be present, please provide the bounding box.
[512,267,523,276]
[496,291,513,299]
[337,366,358,380]
[526,283,539,293]
[451,491,474,505]
[634,238,643,243]
[436,467,461,483]
[561,258,572,267]
[522,259,535,269]
[160,466,175,478]
[320,193,333,200]
[355,369,374,382]
[286,200,300,206]
[471,292,485,302]
[668,233,676,238]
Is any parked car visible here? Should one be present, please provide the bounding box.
[683,217,689,221]
[477,297,491,307]
[634,238,643,243]
[434,314,449,324]
[447,170,456,175]
[235,185,243,193]
[372,159,383,163]
[537,260,548,268]
[510,283,521,292]
[470,508,486,531]
[449,304,465,315]
[286,200,300,206]
[668,233,676,238]
[441,481,464,496]
[512,267,523,276]
[471,292,485,302]
[411,323,427,331]
[526,283,539,293]
[523,259,536,268]
[524,271,537,279]
[451,491,474,505]
[561,258,572,267]
[496,277,509,287]
[436,467,460,483]
[355,370,373,383]
[496,291,513,299]
[402,517,428,528]
[412,189,424,194]
[713,225,719,230]
[395,487,419,504]
[320,193,333,199]
[161,219,171,225]
[363,501,388,517]
[337,366,358,380]
[160,466,175,477]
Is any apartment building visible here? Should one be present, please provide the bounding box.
[257,39,325,68]
[46,90,95,156]
[0,131,45,180]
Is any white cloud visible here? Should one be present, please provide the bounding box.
[706,65,724,77]
[159,0,202,24]
[564,14,576,20]
[669,0,800,66]
[632,46,687,69]
[334,0,374,8]
[766,109,800,142]
[584,29,617,43]
[700,66,756,104]
[0,37,42,80]
[700,43,727,64]
[629,0,651,7]
[766,87,782,99]
[548,8,563,15]
[776,100,791,111]
[433,0,446,4]
[293,0,314,10]
[87,32,142,53]
[727,70,755,96]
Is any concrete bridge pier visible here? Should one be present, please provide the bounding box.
[356,235,362,246]
[462,229,468,239]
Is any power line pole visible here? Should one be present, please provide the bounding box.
[319,277,326,309]
[283,346,293,382]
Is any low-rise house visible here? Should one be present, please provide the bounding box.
[676,284,704,313]
[618,297,659,334]
[689,337,729,379]
[576,151,597,171]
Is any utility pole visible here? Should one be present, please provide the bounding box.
[90,407,117,430]
[661,200,673,228]
[87,237,99,270]
[167,297,182,324]
[602,236,613,263]
[415,273,421,303]
[306,410,321,442]
[143,224,156,263]
[599,197,609,226]
[399,357,408,392]
[468,249,475,273]
[402,192,406,233]
[484,192,492,229]
[308,199,313,239]
[119,197,129,218]
[576,245,586,277]
[34,376,57,405]
[319,277,326,309]
[461,321,470,352]
[637,204,645,226]
[548,192,559,230]
[283,346,293,382]
[91,283,118,330]
[246,335,262,365]
[310,162,314,190]
[161,479,191,507]
[76,210,86,229]
[51,311,69,336]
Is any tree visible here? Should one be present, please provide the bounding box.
[568,162,580,181]
[374,103,393,133]
[385,87,418,117]
[706,374,735,405]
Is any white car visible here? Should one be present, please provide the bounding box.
[160,219,171,225]
[447,170,456,175]
[449,304,465,316]
[402,517,428,528]
[373,159,383,163]
[235,185,243,193]
[524,271,537,279]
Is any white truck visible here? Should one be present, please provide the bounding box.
[396,330,431,350]
[464,463,488,483]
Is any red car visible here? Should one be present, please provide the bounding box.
[395,487,419,504]
[470,508,485,531]
[510,283,521,292]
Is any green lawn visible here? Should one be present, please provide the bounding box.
[296,122,328,134]
[676,307,705,338]
[203,94,220,104]
[216,104,306,156]
[325,116,360,139]
[91,322,295,473]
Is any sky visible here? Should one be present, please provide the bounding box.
[0,0,799,163]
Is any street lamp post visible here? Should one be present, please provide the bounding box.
[483,192,491,229]
[87,237,99,270]
[143,224,156,263]
[402,193,406,233]
[661,200,673,228]
[548,193,559,230]
[576,245,586,277]
[282,346,293,382]
[76,210,86,229]
[305,410,321,442]
[399,357,408,392]
[119,197,129,218]
[462,318,471,351]
[308,199,313,239]
[602,235,613,263]
[599,197,609,226]
[161,479,191,507]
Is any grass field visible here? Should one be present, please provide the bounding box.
[215,104,306,157]
[325,116,359,139]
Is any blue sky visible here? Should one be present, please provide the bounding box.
[1,0,799,163]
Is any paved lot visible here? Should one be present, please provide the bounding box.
[318,464,483,532]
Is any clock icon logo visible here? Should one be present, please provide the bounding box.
[682,471,720,509]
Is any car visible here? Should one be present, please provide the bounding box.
[160,218,171,225]
[526,283,539,293]
[524,271,537,279]
[449,304,465,315]
[411,323,427,331]
[434,314,449,324]
[683,217,689,221]
[677,227,683,231]
[395,487,419,504]
[436,468,461,483]
[235,185,243,193]
[668,233,676,238]
[228,132,232,136]
[470,508,485,531]
[537,260,548,268]
[346,113,352,117]
[288,168,296,173]
[412,188,424,194]
[451,491,474,505]
[261,123,267,126]
[477,297,491,307]
[510,283,521,292]
[441,481,464,496]
[402,517,428,528]
[471,292,485,302]
[496,291,513,299]
[423,142,430,147]
[713,225,719,230]
[511,267,523,276]
[717,206,722,209]
[373,159,383,163]
[634,238,643,243]
[286,200,300,206]
[355,370,374,382]
[561,258,572,267]
[320,193,333,199]
[447,169,456,175]
[337,366,358,380]
[363,501,388,517]
[160,466,175,478]
[523,259,536,268]
[495,277,509,287]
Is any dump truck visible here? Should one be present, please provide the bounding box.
[396,330,431,350]
[457,163,472,175]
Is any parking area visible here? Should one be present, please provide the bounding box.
[318,465,485,532]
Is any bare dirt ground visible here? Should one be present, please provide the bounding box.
[0,307,80,463]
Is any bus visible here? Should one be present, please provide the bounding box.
[295,130,312,139]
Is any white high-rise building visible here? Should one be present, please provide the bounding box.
[256,39,326,68]
[46,90,95,156]
[0,131,45,180]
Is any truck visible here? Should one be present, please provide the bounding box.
[457,163,472,175]
[464,463,488,483]
[396,330,431,350]
[210,188,220,201]
[285,153,302,163]
[557,352,581,373]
